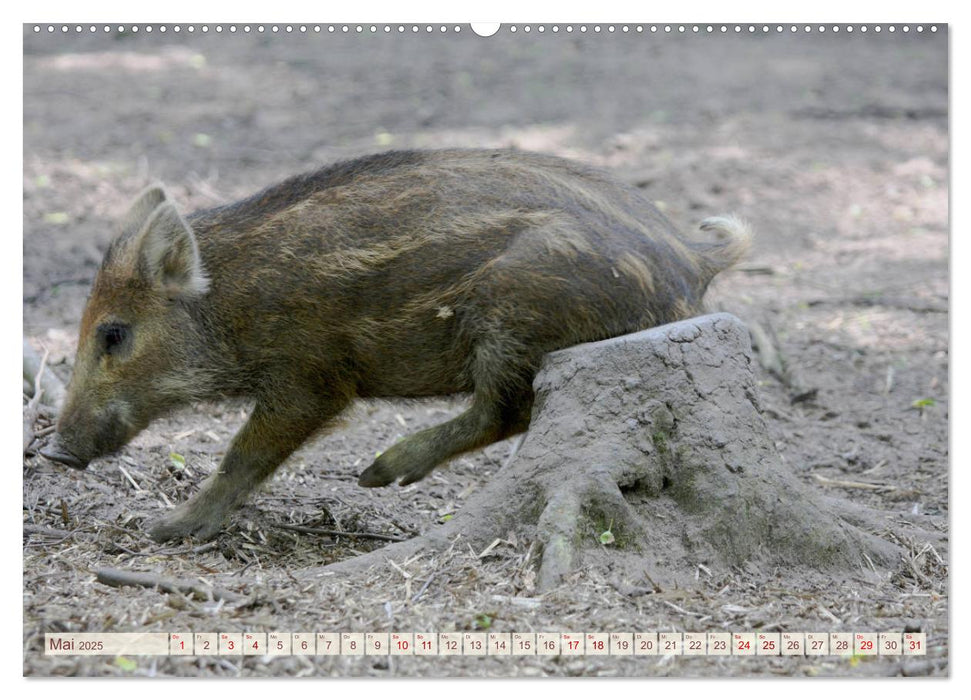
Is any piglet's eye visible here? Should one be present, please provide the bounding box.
[97,323,131,356]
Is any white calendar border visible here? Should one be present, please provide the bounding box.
[11,0,958,696]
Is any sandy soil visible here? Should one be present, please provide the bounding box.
[23,24,948,677]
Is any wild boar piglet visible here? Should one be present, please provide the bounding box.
[42,149,750,541]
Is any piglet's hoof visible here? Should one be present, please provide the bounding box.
[148,507,225,543]
[358,446,437,488]
[358,459,398,488]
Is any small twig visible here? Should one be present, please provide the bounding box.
[517,540,536,574]
[860,459,888,476]
[746,318,814,400]
[662,599,702,617]
[807,295,947,314]
[905,556,933,588]
[817,605,841,624]
[23,523,72,538]
[813,473,895,492]
[107,542,150,557]
[411,573,437,603]
[862,552,877,573]
[641,568,663,593]
[95,567,241,602]
[733,263,777,275]
[190,541,222,556]
[273,522,408,542]
[748,320,785,379]
[387,558,411,579]
[33,425,57,438]
[117,465,143,492]
[215,658,239,674]
[490,594,543,610]
[106,539,221,559]
[502,433,526,470]
[477,538,504,558]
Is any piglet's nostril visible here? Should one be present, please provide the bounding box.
[39,435,89,470]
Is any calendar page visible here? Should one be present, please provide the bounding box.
[22,11,948,680]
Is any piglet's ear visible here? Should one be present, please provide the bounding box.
[134,202,210,299]
[120,184,168,240]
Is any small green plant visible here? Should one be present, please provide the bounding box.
[114,656,137,672]
[473,613,492,630]
[168,452,186,470]
[44,212,69,225]
[652,430,668,454]
[599,519,615,546]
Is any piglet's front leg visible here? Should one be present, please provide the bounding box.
[148,399,338,542]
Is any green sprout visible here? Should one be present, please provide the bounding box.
[599,519,615,546]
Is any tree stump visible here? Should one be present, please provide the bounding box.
[313,313,902,590]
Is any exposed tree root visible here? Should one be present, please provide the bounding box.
[95,567,241,602]
[23,344,56,455]
[306,314,909,591]
[23,337,66,409]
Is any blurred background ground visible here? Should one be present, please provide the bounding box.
[23,24,947,677]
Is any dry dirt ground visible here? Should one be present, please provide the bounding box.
[22,25,948,677]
